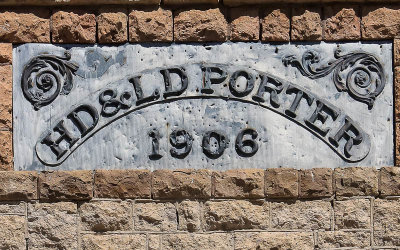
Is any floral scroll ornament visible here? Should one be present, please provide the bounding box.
[282,49,386,109]
[21,51,79,110]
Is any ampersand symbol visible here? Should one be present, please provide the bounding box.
[99,89,132,117]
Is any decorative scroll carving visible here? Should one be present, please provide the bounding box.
[21,51,79,110]
[282,50,385,109]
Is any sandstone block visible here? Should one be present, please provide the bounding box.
[261,8,290,42]
[0,131,12,170]
[177,200,201,232]
[362,6,400,40]
[323,5,361,41]
[39,170,93,201]
[134,202,177,232]
[230,7,259,41]
[291,7,322,41]
[164,0,218,4]
[51,10,96,43]
[374,199,400,231]
[213,169,264,199]
[395,68,400,122]
[152,169,211,199]
[334,199,371,229]
[81,234,147,250]
[204,200,268,231]
[0,215,25,249]
[98,9,128,44]
[334,167,378,196]
[0,202,25,214]
[94,170,151,199]
[234,232,314,250]
[395,39,400,67]
[317,231,371,248]
[270,200,332,230]
[299,168,333,198]
[0,9,50,43]
[374,231,400,247]
[0,65,12,131]
[0,171,38,200]
[161,233,234,249]
[174,8,228,42]
[28,202,78,249]
[129,7,173,42]
[0,43,12,64]
[265,168,298,198]
[380,166,400,196]
[80,200,132,232]
[397,124,400,165]
[148,234,160,250]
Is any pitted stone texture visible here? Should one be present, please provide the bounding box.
[95,170,151,199]
[374,199,400,231]
[129,7,172,42]
[0,202,26,214]
[395,68,400,122]
[334,167,378,196]
[317,231,371,248]
[362,6,400,40]
[323,5,361,41]
[0,215,26,249]
[81,234,146,250]
[234,232,314,250]
[28,202,78,249]
[265,168,298,198]
[270,200,332,230]
[161,233,234,249]
[174,8,228,42]
[51,10,96,43]
[374,231,400,247]
[395,39,400,67]
[0,65,12,131]
[397,123,400,165]
[299,168,333,198]
[134,202,177,232]
[204,200,268,231]
[0,9,50,43]
[97,9,128,44]
[80,200,132,232]
[148,234,160,250]
[164,0,218,4]
[0,171,37,200]
[334,199,371,230]
[177,200,201,232]
[152,169,211,199]
[0,43,12,64]
[40,170,93,201]
[380,167,400,196]
[261,8,290,42]
[230,7,259,41]
[213,169,264,199]
[291,7,322,41]
[0,131,12,171]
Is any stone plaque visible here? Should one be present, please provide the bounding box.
[13,42,393,171]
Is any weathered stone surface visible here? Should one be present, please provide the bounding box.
[0,9,49,43]
[213,169,264,199]
[0,131,12,171]
[94,170,151,199]
[270,200,332,230]
[0,65,12,131]
[164,0,217,4]
[0,202,25,214]
[334,167,379,196]
[0,171,38,200]
[265,168,298,198]
[261,8,290,42]
[97,9,127,44]
[374,199,400,231]
[334,199,371,229]
[81,234,147,250]
[0,43,12,64]
[129,7,172,42]
[177,201,201,232]
[0,215,26,249]
[204,200,268,231]
[317,231,371,248]
[28,202,78,249]
[234,232,314,250]
[80,200,132,232]
[148,234,160,250]
[51,10,96,43]
[152,169,211,199]
[299,168,333,198]
[291,7,322,41]
[0,0,160,5]
[162,233,234,249]
[323,5,361,41]
[362,6,400,40]
[395,39,400,67]
[397,123,400,165]
[380,166,400,196]
[134,202,177,232]
[395,67,400,122]
[174,8,228,42]
[230,7,259,41]
[39,170,93,201]
[374,231,400,247]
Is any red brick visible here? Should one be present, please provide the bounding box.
[230,7,259,41]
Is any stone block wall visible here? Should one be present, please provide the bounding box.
[0,0,399,249]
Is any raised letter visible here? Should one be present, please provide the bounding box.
[170,129,193,159]
[252,74,284,108]
[160,68,188,98]
[148,129,163,160]
[229,70,255,97]
[67,105,99,137]
[202,131,228,159]
[201,66,227,94]
[305,100,339,136]
[285,85,314,118]
[130,76,160,106]
[235,128,258,157]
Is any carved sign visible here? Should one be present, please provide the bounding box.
[13,43,393,171]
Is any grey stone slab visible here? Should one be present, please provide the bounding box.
[12,42,393,170]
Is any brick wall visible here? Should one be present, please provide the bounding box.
[0,1,399,249]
